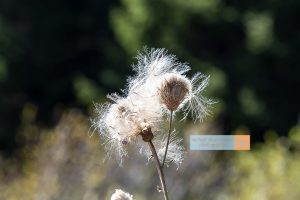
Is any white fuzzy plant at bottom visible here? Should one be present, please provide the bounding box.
[111,189,133,200]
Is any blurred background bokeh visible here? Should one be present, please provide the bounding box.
[0,0,299,199]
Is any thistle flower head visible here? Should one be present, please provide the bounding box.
[111,189,133,200]
[126,48,190,100]
[130,48,213,121]
[92,93,163,163]
[158,73,191,111]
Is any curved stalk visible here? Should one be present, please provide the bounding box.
[148,140,169,200]
[161,110,173,168]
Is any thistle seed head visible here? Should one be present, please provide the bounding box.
[158,74,191,111]
[92,47,213,165]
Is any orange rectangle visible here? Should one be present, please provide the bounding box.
[234,135,250,150]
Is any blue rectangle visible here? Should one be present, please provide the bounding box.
[190,135,235,150]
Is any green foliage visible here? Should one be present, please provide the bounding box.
[245,12,274,53]
[73,75,103,105]
[0,112,299,199]
[218,127,300,200]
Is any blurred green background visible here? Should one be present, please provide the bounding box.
[0,0,299,199]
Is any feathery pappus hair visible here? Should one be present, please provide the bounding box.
[139,130,185,169]
[92,47,213,165]
[129,48,214,120]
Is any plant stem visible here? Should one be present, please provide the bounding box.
[161,110,173,168]
[148,140,169,200]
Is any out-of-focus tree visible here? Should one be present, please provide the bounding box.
[110,0,300,140]
[0,0,128,153]
[0,110,299,199]
[0,0,300,153]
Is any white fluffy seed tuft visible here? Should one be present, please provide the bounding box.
[111,189,133,200]
[92,47,213,165]
[140,130,185,168]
